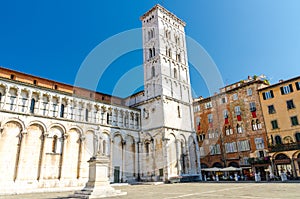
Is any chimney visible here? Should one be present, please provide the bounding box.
[279,79,284,83]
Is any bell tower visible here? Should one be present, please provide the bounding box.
[136,4,200,181]
[140,4,194,132]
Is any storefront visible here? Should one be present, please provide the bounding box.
[274,153,292,177]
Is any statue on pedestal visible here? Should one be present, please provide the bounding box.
[70,133,126,198]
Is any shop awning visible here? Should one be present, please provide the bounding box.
[202,166,242,172]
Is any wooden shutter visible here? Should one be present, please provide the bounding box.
[262,92,266,100]
[289,84,294,92]
[270,90,274,98]
[295,82,300,90]
[280,87,284,95]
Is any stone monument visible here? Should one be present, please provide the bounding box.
[70,152,126,198]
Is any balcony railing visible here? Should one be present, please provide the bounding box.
[269,142,300,153]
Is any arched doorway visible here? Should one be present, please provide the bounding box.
[201,163,208,169]
[274,153,292,176]
[228,162,239,168]
[212,162,223,168]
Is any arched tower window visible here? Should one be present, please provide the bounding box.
[177,105,181,118]
[149,48,153,59]
[174,68,177,79]
[151,66,155,78]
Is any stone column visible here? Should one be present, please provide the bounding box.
[47,95,52,117]
[139,142,144,178]
[175,139,181,175]
[57,97,62,117]
[58,134,67,180]
[162,138,169,182]
[152,139,156,178]
[36,93,42,115]
[135,141,139,180]
[26,90,33,113]
[122,140,126,182]
[1,86,9,109]
[14,88,21,112]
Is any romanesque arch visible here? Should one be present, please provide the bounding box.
[179,134,188,174]
[0,121,23,182]
[124,135,136,181]
[81,130,95,179]
[17,123,45,181]
[112,133,124,183]
[42,125,65,180]
[167,133,177,177]
[63,127,81,179]
[101,131,110,156]
[154,133,164,178]
[188,135,197,174]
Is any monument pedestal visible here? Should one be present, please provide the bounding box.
[71,155,126,198]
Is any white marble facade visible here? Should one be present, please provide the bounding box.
[0,4,200,194]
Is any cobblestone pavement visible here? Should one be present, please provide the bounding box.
[0,183,299,199]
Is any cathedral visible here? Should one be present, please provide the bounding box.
[0,5,201,194]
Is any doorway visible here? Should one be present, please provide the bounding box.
[114,166,120,183]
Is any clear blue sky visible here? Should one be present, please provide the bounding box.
[1,0,300,98]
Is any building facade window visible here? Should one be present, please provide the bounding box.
[233,93,238,100]
[280,84,293,95]
[268,105,276,114]
[225,126,233,135]
[60,104,65,118]
[225,142,237,153]
[291,116,299,126]
[220,97,227,104]
[255,138,265,150]
[271,120,279,129]
[252,120,258,131]
[237,140,250,151]
[247,88,252,96]
[209,144,221,155]
[249,102,256,112]
[262,90,274,100]
[275,135,282,145]
[235,106,241,116]
[223,110,229,118]
[85,108,89,122]
[287,100,295,110]
[193,105,200,112]
[205,101,212,109]
[237,123,243,133]
[208,113,213,123]
[30,98,35,114]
